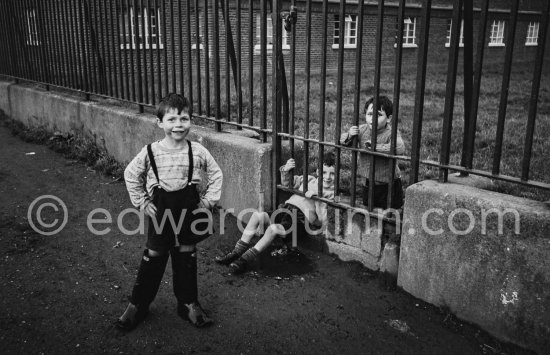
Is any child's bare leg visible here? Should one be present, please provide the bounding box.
[240,211,271,243]
[253,223,285,253]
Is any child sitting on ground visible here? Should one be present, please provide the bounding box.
[116,93,223,330]
[215,153,335,274]
[340,95,405,209]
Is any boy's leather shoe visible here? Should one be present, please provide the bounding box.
[179,302,213,328]
[214,251,241,265]
[229,257,248,275]
[115,303,148,331]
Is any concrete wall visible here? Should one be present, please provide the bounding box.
[0,81,272,215]
[398,180,550,353]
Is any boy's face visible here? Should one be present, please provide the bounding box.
[365,103,389,130]
[320,165,335,190]
[157,107,191,142]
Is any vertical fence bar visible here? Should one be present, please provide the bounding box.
[49,0,61,86]
[388,0,405,208]
[368,0,385,211]
[71,0,82,89]
[120,0,128,98]
[350,0,365,207]
[289,0,296,160]
[0,1,10,76]
[79,0,91,97]
[99,0,108,95]
[195,0,202,114]
[147,0,155,103]
[438,0,463,182]
[169,0,176,94]
[35,0,50,88]
[116,0,125,99]
[82,0,94,95]
[91,0,101,93]
[134,0,143,109]
[59,0,70,87]
[204,0,210,116]
[105,0,115,97]
[260,0,267,141]
[155,0,162,100]
[409,0,432,185]
[302,0,312,195]
[213,0,221,131]
[334,0,346,197]
[67,0,78,89]
[162,0,168,96]
[463,0,489,170]
[110,0,120,98]
[522,1,550,181]
[127,0,137,100]
[186,0,193,108]
[248,0,253,126]
[178,0,185,96]
[236,0,242,126]
[272,0,282,210]
[460,0,473,170]
[317,0,328,197]
[492,0,519,175]
[9,0,23,79]
[140,0,149,104]
[16,0,30,81]
[224,0,230,122]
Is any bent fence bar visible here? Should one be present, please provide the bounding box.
[0,0,549,214]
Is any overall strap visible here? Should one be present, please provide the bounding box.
[187,140,194,184]
[147,144,160,184]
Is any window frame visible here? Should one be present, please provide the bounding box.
[525,21,539,46]
[332,14,358,49]
[489,20,505,47]
[395,17,417,48]
[254,14,289,53]
[25,8,40,46]
[445,19,464,48]
[120,6,163,50]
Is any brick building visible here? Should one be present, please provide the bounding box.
[2,0,548,101]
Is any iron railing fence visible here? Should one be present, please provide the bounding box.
[0,0,549,215]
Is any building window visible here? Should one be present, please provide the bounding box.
[489,20,505,47]
[254,14,289,53]
[445,19,464,47]
[525,22,539,46]
[121,6,163,49]
[332,15,357,49]
[400,17,417,47]
[26,9,40,46]
[191,11,204,50]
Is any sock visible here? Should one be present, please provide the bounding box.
[233,240,250,255]
[240,247,259,262]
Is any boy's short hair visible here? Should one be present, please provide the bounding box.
[157,93,190,121]
[363,95,393,117]
[322,151,336,167]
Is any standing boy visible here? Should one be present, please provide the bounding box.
[215,153,335,274]
[117,94,223,330]
[340,95,405,209]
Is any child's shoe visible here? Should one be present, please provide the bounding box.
[115,303,148,331]
[214,250,242,265]
[180,301,213,328]
[229,257,248,274]
[214,240,250,265]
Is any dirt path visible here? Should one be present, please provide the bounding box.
[0,126,531,355]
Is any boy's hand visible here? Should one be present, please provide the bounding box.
[143,202,157,218]
[348,126,359,137]
[283,158,296,172]
[305,190,317,199]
